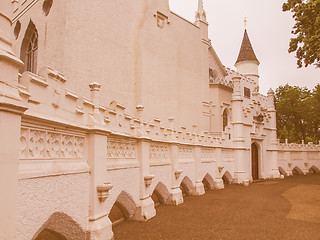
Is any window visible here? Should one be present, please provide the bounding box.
[244,87,251,98]
[223,109,228,131]
[20,21,38,74]
[209,68,218,80]
[26,29,38,72]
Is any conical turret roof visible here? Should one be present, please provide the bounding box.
[235,29,260,65]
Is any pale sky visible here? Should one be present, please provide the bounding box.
[169,0,319,94]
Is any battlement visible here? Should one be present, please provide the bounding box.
[19,67,234,148]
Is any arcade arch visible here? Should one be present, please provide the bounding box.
[292,166,304,175]
[32,212,86,240]
[109,191,137,225]
[222,171,233,185]
[278,167,287,176]
[151,182,170,205]
[180,176,193,195]
[202,173,215,189]
[309,165,320,174]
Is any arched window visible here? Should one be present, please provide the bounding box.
[223,109,228,131]
[25,29,38,72]
[20,21,38,74]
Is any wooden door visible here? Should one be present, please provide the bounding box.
[251,143,259,180]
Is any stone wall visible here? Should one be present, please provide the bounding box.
[14,68,242,239]
[278,141,320,176]
[2,1,319,239]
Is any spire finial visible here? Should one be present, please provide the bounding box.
[244,17,247,29]
[198,0,204,12]
[195,0,207,23]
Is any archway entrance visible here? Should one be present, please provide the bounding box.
[251,143,259,180]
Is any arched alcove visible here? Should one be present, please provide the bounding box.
[151,182,170,205]
[180,176,193,195]
[222,171,233,185]
[309,165,320,174]
[32,212,86,240]
[109,191,137,225]
[292,166,303,175]
[279,167,287,176]
[202,173,215,189]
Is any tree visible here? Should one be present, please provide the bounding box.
[275,84,320,143]
[282,0,320,68]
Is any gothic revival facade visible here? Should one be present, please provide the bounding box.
[1,0,319,239]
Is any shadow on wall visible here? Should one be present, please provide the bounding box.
[109,191,137,226]
[180,176,193,195]
[33,212,86,240]
[222,171,233,185]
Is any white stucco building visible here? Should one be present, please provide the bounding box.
[1,0,319,239]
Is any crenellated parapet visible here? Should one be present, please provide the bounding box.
[278,140,320,176]
[18,67,233,147]
[209,76,233,89]
[279,140,320,152]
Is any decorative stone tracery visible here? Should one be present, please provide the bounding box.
[201,147,215,159]
[222,149,234,162]
[178,146,193,159]
[107,138,136,159]
[149,144,169,161]
[20,127,85,159]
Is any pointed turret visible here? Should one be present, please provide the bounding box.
[235,29,260,65]
[235,27,260,91]
[195,0,207,23]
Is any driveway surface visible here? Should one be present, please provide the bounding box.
[113,174,320,240]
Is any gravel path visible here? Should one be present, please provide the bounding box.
[113,174,320,240]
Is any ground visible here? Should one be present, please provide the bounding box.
[113,174,320,240]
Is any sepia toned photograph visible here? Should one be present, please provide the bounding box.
[0,0,319,239]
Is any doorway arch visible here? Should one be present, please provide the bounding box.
[251,142,259,180]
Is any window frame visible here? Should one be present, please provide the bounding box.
[20,21,39,74]
[223,109,228,131]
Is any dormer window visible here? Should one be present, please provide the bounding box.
[20,21,38,74]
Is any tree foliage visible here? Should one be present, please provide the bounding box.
[282,0,320,68]
[275,84,320,143]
